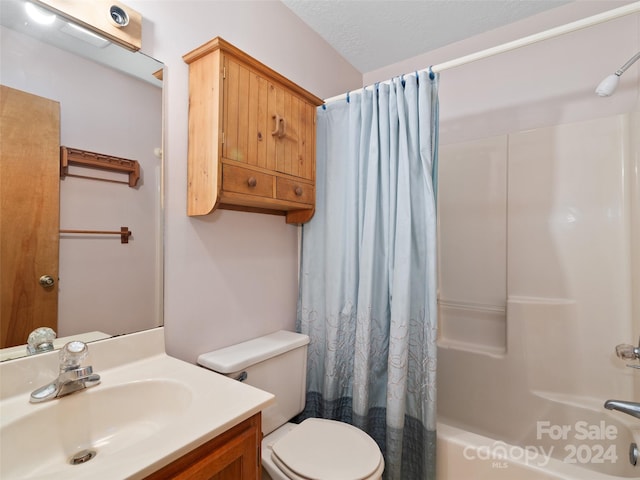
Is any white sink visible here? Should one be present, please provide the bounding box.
[0,328,274,480]
[1,380,192,479]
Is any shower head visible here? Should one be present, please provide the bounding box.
[595,74,620,97]
[596,51,640,97]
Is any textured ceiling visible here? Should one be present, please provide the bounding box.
[282,0,571,73]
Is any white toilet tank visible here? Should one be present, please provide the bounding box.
[197,330,310,435]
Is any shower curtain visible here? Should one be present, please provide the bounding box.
[297,71,439,480]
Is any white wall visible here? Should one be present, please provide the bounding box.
[126,0,361,363]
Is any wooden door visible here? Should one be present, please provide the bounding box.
[0,85,60,348]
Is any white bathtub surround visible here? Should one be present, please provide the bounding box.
[438,110,640,478]
[437,134,508,355]
[0,328,274,479]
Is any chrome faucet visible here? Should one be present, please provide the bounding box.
[30,341,100,403]
[604,400,640,420]
[603,339,640,421]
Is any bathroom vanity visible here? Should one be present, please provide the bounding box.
[0,328,274,479]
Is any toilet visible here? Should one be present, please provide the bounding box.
[198,330,384,480]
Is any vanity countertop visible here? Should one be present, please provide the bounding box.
[0,327,275,479]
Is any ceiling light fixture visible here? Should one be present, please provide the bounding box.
[60,22,110,48]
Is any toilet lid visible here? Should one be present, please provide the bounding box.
[271,418,382,480]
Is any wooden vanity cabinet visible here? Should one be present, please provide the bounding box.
[144,413,262,480]
[183,37,323,224]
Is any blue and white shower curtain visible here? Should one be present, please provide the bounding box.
[297,71,439,480]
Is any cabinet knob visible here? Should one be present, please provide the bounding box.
[247,177,257,188]
[294,186,303,197]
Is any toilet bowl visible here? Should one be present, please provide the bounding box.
[262,419,384,480]
[198,330,384,480]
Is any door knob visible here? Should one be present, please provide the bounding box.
[39,275,55,287]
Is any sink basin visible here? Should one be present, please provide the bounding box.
[0,328,274,480]
[1,379,192,479]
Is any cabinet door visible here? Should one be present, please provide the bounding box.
[223,56,315,181]
[273,91,315,182]
[223,57,271,171]
[168,426,258,480]
[144,414,261,480]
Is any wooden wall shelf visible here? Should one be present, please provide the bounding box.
[60,146,140,187]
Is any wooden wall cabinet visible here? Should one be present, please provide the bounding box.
[144,413,262,480]
[183,37,323,224]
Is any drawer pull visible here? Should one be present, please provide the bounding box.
[294,186,303,196]
[247,177,257,188]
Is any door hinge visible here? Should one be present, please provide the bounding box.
[221,132,225,145]
[223,66,226,79]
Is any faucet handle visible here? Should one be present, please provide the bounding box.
[615,337,640,369]
[26,327,57,355]
[616,343,639,360]
[59,341,89,370]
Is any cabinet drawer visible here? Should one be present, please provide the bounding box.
[223,164,273,198]
[276,177,314,205]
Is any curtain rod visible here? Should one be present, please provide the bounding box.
[324,1,640,104]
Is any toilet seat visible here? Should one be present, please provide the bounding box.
[270,418,384,480]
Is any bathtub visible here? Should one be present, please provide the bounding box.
[437,416,640,480]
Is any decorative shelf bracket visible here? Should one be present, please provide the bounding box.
[60,146,140,187]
